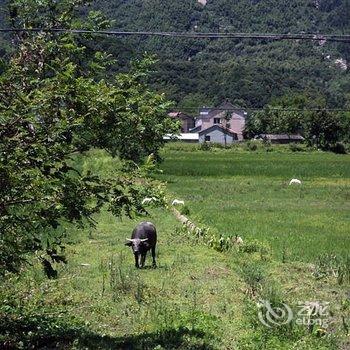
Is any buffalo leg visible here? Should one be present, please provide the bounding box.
[134,253,140,268]
[140,253,146,268]
[152,245,156,267]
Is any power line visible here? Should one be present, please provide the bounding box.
[172,107,350,113]
[0,28,349,43]
[1,28,349,113]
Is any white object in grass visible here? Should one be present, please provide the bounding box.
[142,197,157,205]
[172,199,185,206]
[232,235,244,245]
[289,178,302,185]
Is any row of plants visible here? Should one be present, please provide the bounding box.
[165,140,349,154]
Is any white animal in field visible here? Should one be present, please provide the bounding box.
[289,178,302,185]
[172,199,185,206]
[232,234,244,245]
[142,197,157,205]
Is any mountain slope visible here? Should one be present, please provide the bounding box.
[0,0,349,109]
[93,0,350,109]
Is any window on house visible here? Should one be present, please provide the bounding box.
[213,118,221,124]
[205,135,211,142]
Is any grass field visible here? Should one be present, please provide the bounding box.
[158,145,350,262]
[1,146,350,349]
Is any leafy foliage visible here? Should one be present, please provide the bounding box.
[0,0,177,276]
[245,94,350,149]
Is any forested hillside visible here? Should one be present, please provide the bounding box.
[90,0,350,110]
[1,0,349,109]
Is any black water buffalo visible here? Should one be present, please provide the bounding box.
[125,221,157,268]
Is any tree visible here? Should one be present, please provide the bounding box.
[1,0,349,109]
[304,110,343,149]
[0,0,177,276]
[247,108,348,151]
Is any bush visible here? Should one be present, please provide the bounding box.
[331,142,347,154]
[263,139,272,152]
[289,143,305,152]
[211,142,225,149]
[240,239,272,260]
[262,139,272,147]
[199,142,212,151]
[246,141,259,151]
[180,205,190,216]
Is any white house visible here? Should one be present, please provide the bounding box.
[191,100,247,143]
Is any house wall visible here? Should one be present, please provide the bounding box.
[179,117,195,132]
[184,118,195,132]
[199,129,237,144]
[229,114,245,140]
[198,111,245,139]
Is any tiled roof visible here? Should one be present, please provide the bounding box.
[168,112,180,117]
[189,125,202,133]
[256,134,304,140]
[199,124,238,136]
[168,112,194,120]
[198,101,246,120]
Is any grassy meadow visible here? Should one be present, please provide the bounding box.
[158,144,350,262]
[1,145,350,349]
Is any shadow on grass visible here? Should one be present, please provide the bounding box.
[78,327,214,349]
[1,314,214,349]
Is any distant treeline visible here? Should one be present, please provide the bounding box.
[0,0,349,110]
[88,0,350,110]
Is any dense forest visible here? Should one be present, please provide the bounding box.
[0,0,349,111]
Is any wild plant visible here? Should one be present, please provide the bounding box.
[239,239,272,260]
[337,255,350,285]
[313,253,350,285]
[239,262,265,297]
[109,252,136,300]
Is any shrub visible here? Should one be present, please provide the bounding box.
[206,234,231,252]
[199,142,212,151]
[331,142,347,154]
[211,142,225,149]
[262,139,272,147]
[246,141,259,151]
[263,139,272,152]
[240,239,272,260]
[229,143,241,151]
[289,143,305,152]
[180,205,190,216]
